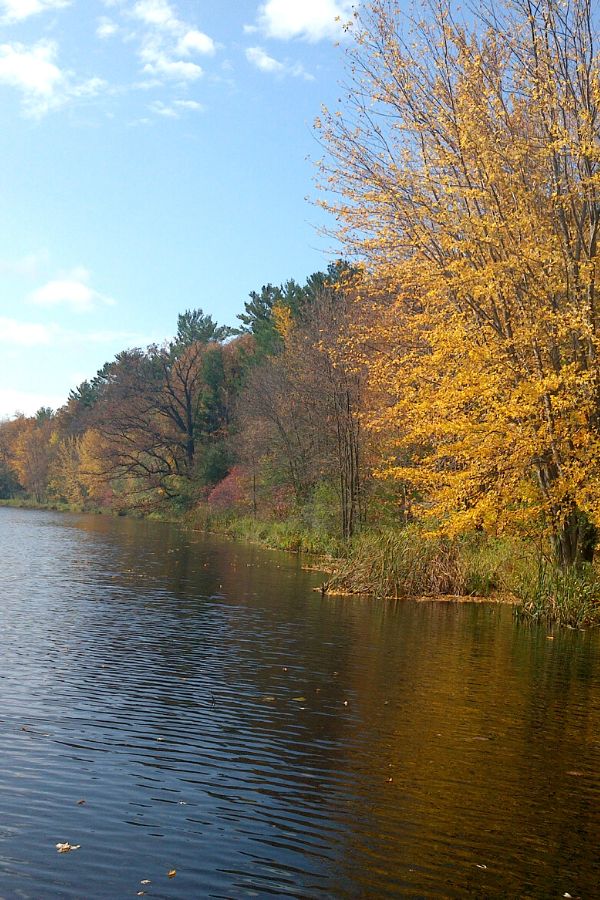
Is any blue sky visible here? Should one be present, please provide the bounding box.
[0,0,354,418]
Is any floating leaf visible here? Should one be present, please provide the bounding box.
[168,869,177,878]
[140,880,151,885]
[56,842,80,853]
[292,697,306,702]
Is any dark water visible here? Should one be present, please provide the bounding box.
[1,509,600,899]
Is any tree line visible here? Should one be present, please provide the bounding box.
[0,264,369,541]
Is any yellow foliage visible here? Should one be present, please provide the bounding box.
[272,302,294,343]
[319,0,600,562]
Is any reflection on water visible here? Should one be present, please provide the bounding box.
[1,507,600,898]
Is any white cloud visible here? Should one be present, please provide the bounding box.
[246,45,314,80]
[254,0,354,42]
[149,97,204,118]
[0,0,69,24]
[132,0,178,31]
[69,76,106,99]
[149,98,177,117]
[0,40,62,100]
[177,29,215,57]
[174,98,203,111]
[140,38,203,81]
[0,40,106,116]
[0,316,56,346]
[124,0,215,85]
[29,268,115,313]
[96,16,119,38]
[246,46,284,74]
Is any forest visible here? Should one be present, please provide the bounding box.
[3,0,600,625]
[0,265,366,541]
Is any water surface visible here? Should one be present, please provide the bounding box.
[1,507,599,898]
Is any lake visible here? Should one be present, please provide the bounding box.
[1,507,599,898]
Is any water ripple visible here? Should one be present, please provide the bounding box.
[1,508,600,898]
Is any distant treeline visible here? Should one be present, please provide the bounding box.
[0,263,376,542]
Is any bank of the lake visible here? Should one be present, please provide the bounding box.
[4,498,600,626]
[185,509,600,627]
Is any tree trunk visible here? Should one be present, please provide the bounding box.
[553,508,598,566]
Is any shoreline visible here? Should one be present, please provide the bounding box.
[1,499,518,607]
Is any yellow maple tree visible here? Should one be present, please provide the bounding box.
[317,0,600,563]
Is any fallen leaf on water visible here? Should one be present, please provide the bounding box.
[56,842,80,853]
[140,880,151,885]
[476,863,487,869]
[76,799,86,805]
[168,869,177,878]
[262,696,276,702]
[567,770,584,776]
[292,697,306,702]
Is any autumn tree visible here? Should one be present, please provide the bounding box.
[10,412,56,502]
[49,435,87,507]
[318,0,600,564]
[237,277,365,537]
[0,417,25,498]
[82,304,243,508]
[286,282,364,538]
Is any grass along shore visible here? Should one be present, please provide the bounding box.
[4,497,600,627]
[187,509,600,627]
